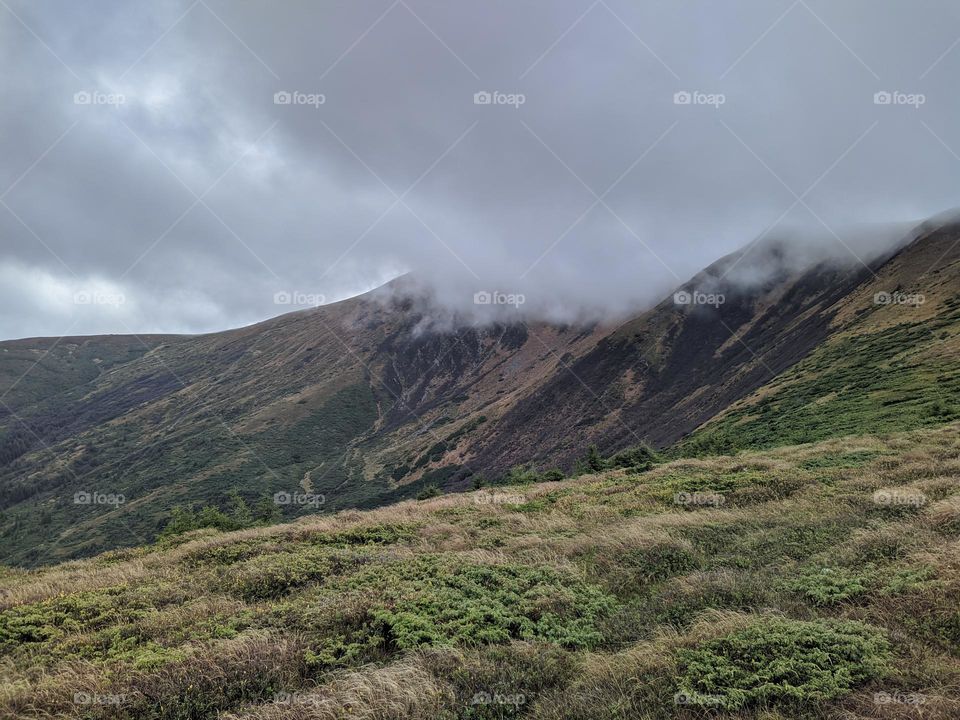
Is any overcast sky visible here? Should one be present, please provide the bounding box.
[1,0,958,339]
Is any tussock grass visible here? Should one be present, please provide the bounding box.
[2,424,960,718]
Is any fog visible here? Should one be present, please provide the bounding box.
[1,0,958,339]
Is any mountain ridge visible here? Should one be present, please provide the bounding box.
[1,218,958,566]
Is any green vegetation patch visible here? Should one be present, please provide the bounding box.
[325,556,616,652]
[785,564,936,606]
[681,314,960,453]
[0,588,150,655]
[226,547,369,601]
[786,566,871,605]
[798,450,883,470]
[676,618,891,710]
[311,522,418,546]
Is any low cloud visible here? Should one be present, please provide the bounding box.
[1,1,958,339]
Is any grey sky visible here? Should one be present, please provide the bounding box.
[1,0,958,339]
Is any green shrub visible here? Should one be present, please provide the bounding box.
[606,445,659,471]
[676,618,890,710]
[502,465,564,484]
[227,549,345,601]
[330,557,616,651]
[786,567,871,605]
[879,565,936,595]
[502,465,543,484]
[417,486,442,500]
[181,540,271,566]
[672,430,740,458]
[0,590,148,655]
[313,523,417,546]
[268,595,388,670]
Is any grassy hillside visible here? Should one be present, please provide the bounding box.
[1,222,956,568]
[0,335,176,413]
[2,423,958,719]
[683,222,960,454]
[0,295,606,567]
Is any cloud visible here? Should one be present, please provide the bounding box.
[1,0,958,338]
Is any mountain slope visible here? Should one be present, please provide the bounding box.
[683,219,960,452]
[1,219,958,566]
[0,291,608,565]
[0,334,176,414]
[3,423,959,719]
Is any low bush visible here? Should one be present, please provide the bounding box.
[676,617,890,710]
[329,557,616,651]
[786,566,872,605]
[226,548,362,601]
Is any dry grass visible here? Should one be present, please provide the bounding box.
[223,659,451,720]
[2,424,960,719]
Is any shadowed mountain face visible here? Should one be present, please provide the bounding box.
[478,241,898,469]
[1,221,958,566]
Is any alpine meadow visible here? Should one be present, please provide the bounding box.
[1,2,960,719]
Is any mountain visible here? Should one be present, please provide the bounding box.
[1,218,959,566]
